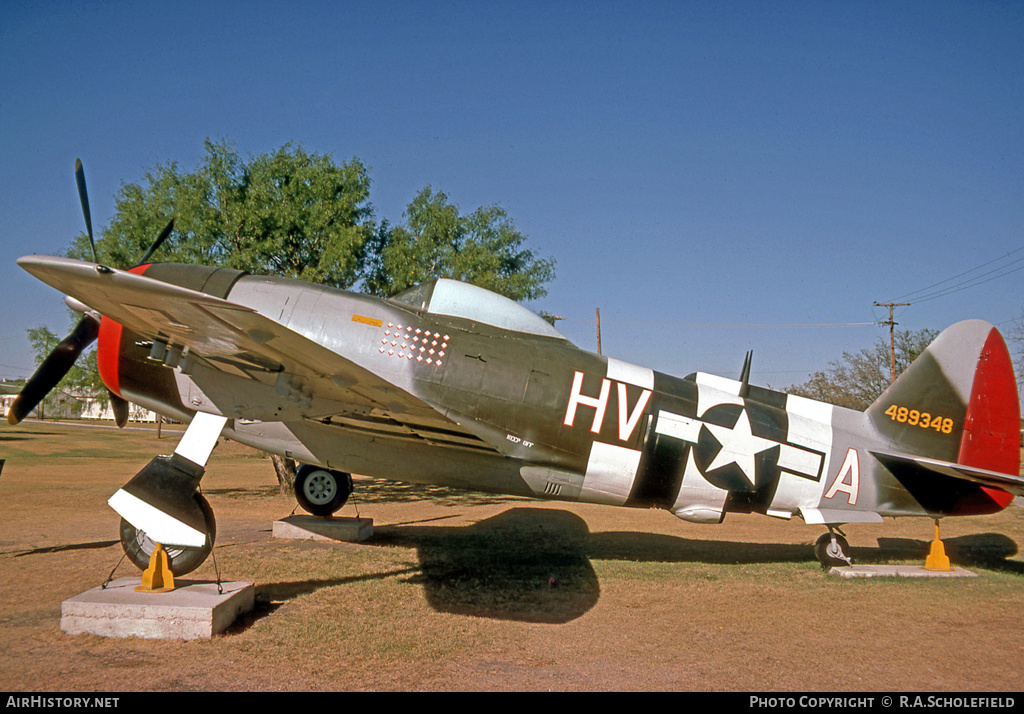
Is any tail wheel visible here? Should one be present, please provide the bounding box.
[295,464,352,516]
[119,492,216,576]
[814,532,852,568]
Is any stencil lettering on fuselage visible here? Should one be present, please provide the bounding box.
[823,447,860,505]
[563,357,654,443]
[569,359,655,505]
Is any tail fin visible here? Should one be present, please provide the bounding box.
[866,320,1021,514]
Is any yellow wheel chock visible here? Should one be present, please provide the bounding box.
[924,520,953,571]
[136,543,176,593]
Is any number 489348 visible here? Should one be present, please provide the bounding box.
[883,404,953,434]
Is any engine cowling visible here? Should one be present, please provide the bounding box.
[94,263,248,416]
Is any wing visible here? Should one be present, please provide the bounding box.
[15,255,471,441]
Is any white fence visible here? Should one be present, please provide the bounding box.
[0,392,158,423]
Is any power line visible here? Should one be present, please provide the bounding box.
[907,261,1024,304]
[556,318,876,329]
[887,246,1024,304]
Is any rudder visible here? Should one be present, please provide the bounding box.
[957,324,1020,508]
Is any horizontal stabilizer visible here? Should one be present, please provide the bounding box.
[872,450,1024,498]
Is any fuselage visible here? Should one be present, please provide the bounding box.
[97,263,1010,527]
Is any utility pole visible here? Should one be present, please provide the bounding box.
[874,301,910,384]
[595,307,602,355]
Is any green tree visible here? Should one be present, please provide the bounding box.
[364,187,556,300]
[60,139,556,488]
[67,142,556,303]
[788,328,939,411]
[68,139,375,289]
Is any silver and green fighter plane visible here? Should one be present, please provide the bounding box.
[8,163,1023,575]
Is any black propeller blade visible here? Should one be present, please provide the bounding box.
[109,392,130,428]
[137,217,175,267]
[10,159,174,427]
[7,315,99,425]
[74,158,98,264]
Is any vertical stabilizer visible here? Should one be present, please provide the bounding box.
[866,320,1020,514]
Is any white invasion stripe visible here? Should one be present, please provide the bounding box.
[174,411,228,467]
[783,393,833,480]
[695,374,744,415]
[768,394,836,514]
[654,411,702,443]
[694,372,742,396]
[671,449,729,523]
[108,489,207,548]
[801,507,883,525]
[785,394,833,445]
[605,357,654,389]
[580,442,643,506]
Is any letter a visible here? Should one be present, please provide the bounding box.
[824,448,859,505]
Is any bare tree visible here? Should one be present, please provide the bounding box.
[788,328,938,411]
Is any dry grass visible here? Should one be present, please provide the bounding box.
[1,420,1023,691]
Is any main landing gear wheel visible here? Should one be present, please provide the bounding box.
[119,492,216,576]
[814,532,852,568]
[295,464,353,516]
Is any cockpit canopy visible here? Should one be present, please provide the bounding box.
[390,279,568,341]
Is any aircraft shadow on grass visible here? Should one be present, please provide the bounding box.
[7,485,1019,627]
[244,508,598,627]
[249,507,1024,627]
[5,505,1021,631]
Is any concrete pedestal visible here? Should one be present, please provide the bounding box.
[829,565,976,579]
[61,577,254,640]
[273,515,373,542]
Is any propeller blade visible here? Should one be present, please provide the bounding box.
[136,217,175,267]
[7,316,100,425]
[13,159,149,428]
[74,158,98,264]
[110,391,130,428]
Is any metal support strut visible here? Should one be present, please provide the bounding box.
[108,411,228,549]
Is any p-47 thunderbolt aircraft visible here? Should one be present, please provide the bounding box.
[8,162,1024,575]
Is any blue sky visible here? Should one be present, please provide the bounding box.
[2,1,1022,389]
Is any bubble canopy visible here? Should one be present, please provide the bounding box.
[390,279,568,341]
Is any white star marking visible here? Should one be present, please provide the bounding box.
[703,409,777,487]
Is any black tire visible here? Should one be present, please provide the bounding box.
[295,464,352,516]
[119,492,216,576]
[814,532,852,568]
